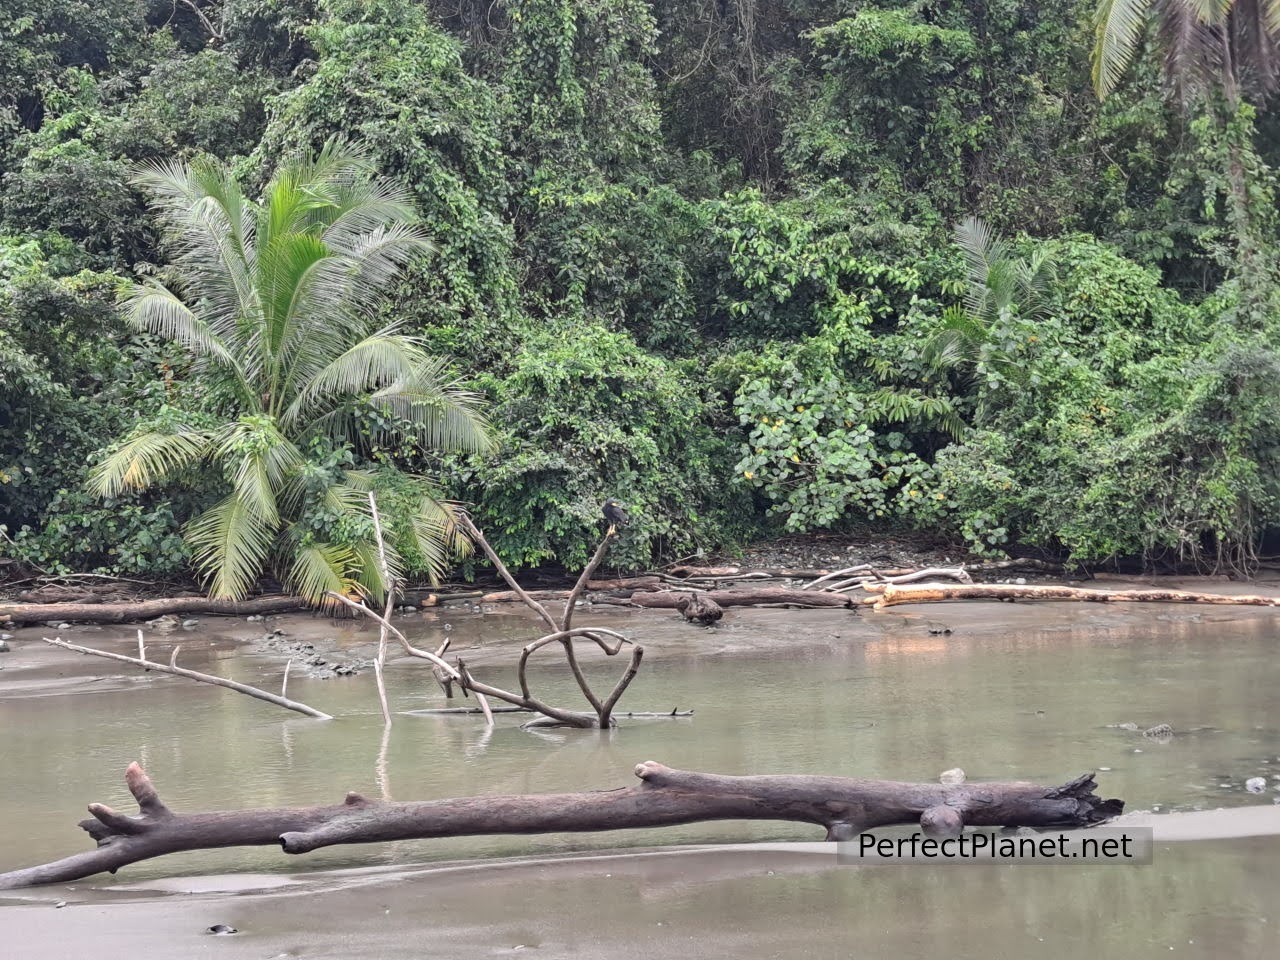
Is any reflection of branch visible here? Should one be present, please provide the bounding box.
[44,635,331,720]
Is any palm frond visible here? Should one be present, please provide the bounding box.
[408,491,472,585]
[284,539,365,606]
[952,216,1008,319]
[212,419,304,525]
[124,282,239,367]
[281,331,426,427]
[89,428,214,498]
[367,358,495,455]
[185,495,278,600]
[132,159,258,346]
[1093,0,1156,96]
[319,176,424,252]
[1235,0,1280,96]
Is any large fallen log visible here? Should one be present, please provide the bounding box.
[665,565,836,580]
[0,594,309,625]
[631,588,856,610]
[869,582,1280,609]
[0,761,1121,889]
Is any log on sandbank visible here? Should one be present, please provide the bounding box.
[869,582,1280,609]
[665,565,834,579]
[0,594,309,626]
[0,762,1121,889]
[632,588,856,610]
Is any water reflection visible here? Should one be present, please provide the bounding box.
[0,604,1277,886]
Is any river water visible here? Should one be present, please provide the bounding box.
[0,598,1277,958]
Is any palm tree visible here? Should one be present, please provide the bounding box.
[923,217,1054,417]
[1092,0,1280,105]
[1092,2,1280,327]
[90,140,494,604]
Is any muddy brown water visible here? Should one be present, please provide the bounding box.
[1,592,1278,958]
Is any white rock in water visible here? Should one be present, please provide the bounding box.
[940,768,966,785]
[1015,577,1027,585]
[1246,777,1267,794]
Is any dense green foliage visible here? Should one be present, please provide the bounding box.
[4,0,1280,585]
[87,142,493,602]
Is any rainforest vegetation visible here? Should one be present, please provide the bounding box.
[4,0,1280,596]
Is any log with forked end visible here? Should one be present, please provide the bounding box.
[0,762,1122,889]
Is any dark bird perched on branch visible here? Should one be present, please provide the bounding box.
[602,499,630,535]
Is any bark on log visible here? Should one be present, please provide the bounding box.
[586,576,664,591]
[480,588,571,603]
[0,594,309,625]
[0,762,1121,889]
[632,588,857,610]
[666,565,834,579]
[870,582,1280,609]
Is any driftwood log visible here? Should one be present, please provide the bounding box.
[868,583,1280,609]
[0,594,309,626]
[665,565,834,579]
[631,588,857,610]
[0,761,1122,890]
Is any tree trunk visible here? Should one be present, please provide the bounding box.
[632,588,856,610]
[0,595,311,625]
[869,582,1280,609]
[0,761,1122,890]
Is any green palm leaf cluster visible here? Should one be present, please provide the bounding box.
[90,140,494,604]
[923,217,1054,403]
[1093,0,1280,103]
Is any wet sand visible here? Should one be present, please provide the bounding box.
[3,827,1279,960]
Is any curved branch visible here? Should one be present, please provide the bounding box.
[599,646,644,727]
[459,513,558,631]
[561,529,618,631]
[455,659,598,728]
